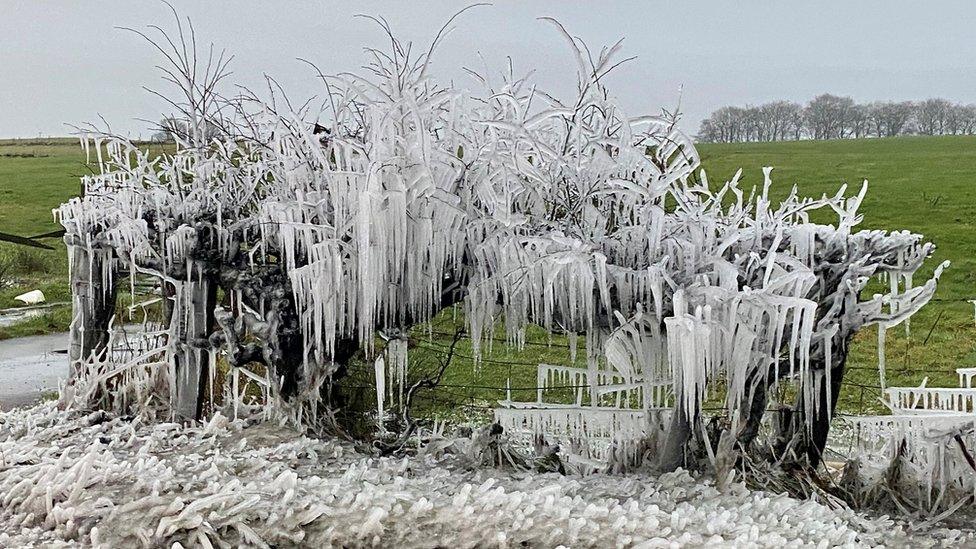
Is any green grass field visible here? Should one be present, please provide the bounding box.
[0,139,86,338]
[2,136,975,415]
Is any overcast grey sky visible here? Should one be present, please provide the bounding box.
[2,1,975,139]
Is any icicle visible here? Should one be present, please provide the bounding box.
[374,356,386,431]
[386,338,409,411]
[878,323,888,391]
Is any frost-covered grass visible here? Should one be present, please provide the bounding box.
[0,402,970,548]
[2,137,976,412]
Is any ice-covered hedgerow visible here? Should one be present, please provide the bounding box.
[53,9,944,479]
[457,20,946,471]
[1,402,971,548]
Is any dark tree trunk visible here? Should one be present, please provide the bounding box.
[161,279,177,327]
[222,263,307,399]
[737,370,771,448]
[785,329,854,464]
[660,398,692,472]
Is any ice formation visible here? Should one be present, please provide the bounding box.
[843,366,976,513]
[847,412,976,514]
[1,401,972,548]
[51,13,945,487]
[13,289,45,305]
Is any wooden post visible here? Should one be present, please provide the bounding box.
[67,240,116,379]
[171,269,217,421]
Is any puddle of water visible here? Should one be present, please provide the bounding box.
[0,332,68,410]
[0,327,151,410]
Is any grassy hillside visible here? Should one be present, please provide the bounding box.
[1,136,974,415]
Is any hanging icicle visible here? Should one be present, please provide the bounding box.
[374,355,386,431]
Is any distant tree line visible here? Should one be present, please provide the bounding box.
[697,95,976,143]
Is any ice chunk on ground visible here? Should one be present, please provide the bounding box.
[13,290,45,305]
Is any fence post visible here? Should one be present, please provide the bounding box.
[171,268,217,421]
[66,239,116,379]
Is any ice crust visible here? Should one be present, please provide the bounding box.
[1,403,970,548]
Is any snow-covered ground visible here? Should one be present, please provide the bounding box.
[0,403,972,548]
[0,332,68,411]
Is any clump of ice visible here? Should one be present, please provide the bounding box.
[0,403,968,548]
